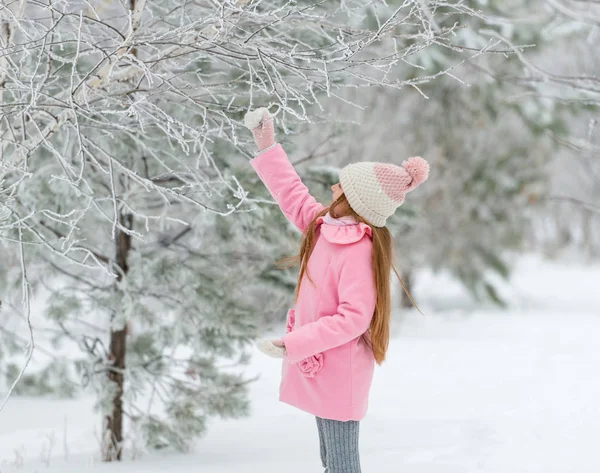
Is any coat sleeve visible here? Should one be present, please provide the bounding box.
[282,241,376,363]
[250,143,325,233]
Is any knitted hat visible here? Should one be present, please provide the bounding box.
[339,157,430,227]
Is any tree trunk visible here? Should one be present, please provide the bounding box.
[399,270,413,309]
[103,0,138,460]
[104,213,132,461]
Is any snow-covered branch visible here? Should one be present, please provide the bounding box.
[0,0,500,266]
[0,227,34,414]
[1,0,530,454]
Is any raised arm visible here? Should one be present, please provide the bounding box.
[250,144,324,233]
[246,109,324,233]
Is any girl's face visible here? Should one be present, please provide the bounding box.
[330,182,351,216]
[331,182,344,202]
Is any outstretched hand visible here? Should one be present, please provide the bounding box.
[244,108,275,152]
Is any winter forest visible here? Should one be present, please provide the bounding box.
[0,0,599,472]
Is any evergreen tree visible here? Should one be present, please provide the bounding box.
[293,0,577,306]
[0,0,476,459]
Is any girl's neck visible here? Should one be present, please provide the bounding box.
[323,211,357,226]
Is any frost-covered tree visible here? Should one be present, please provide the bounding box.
[287,0,580,306]
[0,0,494,460]
[393,0,580,305]
[519,1,600,258]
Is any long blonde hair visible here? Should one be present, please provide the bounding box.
[278,193,420,365]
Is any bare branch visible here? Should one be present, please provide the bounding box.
[0,227,34,414]
[550,195,600,213]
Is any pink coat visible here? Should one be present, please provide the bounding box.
[250,144,377,421]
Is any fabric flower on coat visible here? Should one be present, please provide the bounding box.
[298,353,324,378]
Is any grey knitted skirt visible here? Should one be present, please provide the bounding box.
[316,417,361,473]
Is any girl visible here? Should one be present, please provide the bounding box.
[245,108,429,473]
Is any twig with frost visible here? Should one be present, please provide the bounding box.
[0,227,34,414]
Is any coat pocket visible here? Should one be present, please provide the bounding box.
[285,308,296,334]
[298,353,324,378]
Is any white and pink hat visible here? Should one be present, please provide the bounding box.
[339,158,430,227]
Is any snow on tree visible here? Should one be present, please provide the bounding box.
[0,0,496,461]
[285,0,584,306]
[442,0,600,258]
[519,1,600,258]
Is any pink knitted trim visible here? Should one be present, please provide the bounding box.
[373,164,411,202]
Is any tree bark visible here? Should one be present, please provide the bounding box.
[104,213,132,461]
[103,0,138,460]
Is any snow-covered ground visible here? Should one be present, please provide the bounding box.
[1,255,599,473]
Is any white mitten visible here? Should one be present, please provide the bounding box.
[257,339,286,359]
[244,108,275,152]
[244,108,269,129]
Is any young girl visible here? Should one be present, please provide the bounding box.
[245,108,429,473]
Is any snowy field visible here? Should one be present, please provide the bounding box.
[1,255,599,473]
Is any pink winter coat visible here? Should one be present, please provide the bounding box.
[250,144,377,421]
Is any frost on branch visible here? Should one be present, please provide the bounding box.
[0,0,504,455]
[0,0,493,267]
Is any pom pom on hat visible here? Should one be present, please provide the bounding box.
[402,157,430,187]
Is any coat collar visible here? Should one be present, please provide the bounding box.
[315,216,372,245]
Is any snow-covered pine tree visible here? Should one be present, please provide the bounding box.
[292,0,578,306]
[514,1,600,258]
[391,0,576,305]
[0,0,489,460]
